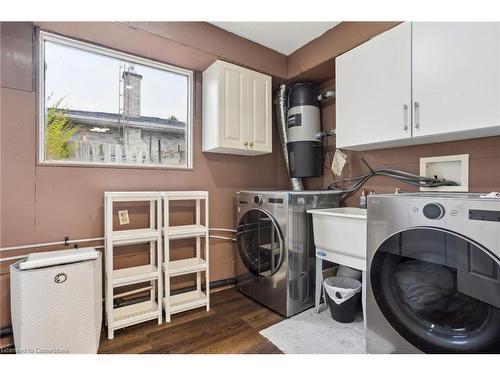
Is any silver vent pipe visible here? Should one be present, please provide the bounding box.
[275,84,304,191]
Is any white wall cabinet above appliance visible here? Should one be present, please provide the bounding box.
[202,60,272,155]
[336,22,500,151]
[412,22,500,139]
[335,22,412,149]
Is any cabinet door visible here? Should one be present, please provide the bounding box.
[412,22,500,137]
[247,71,272,153]
[336,22,412,150]
[220,63,247,149]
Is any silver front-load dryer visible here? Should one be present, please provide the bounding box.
[367,193,500,353]
[236,190,340,317]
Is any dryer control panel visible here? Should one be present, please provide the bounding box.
[469,209,500,222]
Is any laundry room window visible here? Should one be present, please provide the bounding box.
[38,31,194,169]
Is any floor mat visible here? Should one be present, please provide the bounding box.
[259,308,365,354]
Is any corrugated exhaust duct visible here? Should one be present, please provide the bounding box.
[275,85,303,191]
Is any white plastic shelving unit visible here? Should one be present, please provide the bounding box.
[162,191,210,322]
[104,191,163,339]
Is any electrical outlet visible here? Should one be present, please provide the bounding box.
[118,210,130,225]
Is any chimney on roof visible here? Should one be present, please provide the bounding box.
[122,66,142,118]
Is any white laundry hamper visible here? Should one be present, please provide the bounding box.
[10,247,102,354]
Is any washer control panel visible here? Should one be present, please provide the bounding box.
[423,203,445,220]
[253,195,263,205]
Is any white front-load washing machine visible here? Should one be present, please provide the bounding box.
[367,193,500,353]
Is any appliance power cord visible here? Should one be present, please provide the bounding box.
[323,158,458,201]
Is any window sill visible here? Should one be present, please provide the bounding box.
[37,160,194,171]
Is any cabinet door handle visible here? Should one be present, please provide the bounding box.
[243,141,248,147]
[414,102,420,130]
[249,142,254,148]
[403,104,408,131]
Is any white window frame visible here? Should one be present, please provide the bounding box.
[38,31,194,170]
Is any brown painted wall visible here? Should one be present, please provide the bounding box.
[0,22,290,331]
[121,22,288,78]
[343,136,500,206]
[287,22,400,80]
[34,22,289,79]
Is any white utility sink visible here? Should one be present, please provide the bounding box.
[308,207,367,270]
[308,207,368,328]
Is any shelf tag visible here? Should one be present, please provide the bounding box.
[118,210,130,225]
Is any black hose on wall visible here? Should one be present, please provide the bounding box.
[324,158,458,201]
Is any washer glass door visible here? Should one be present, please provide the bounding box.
[237,209,284,277]
[371,227,500,353]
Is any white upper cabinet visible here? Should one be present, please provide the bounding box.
[336,22,412,149]
[412,22,500,138]
[247,70,272,153]
[336,22,500,150]
[202,60,272,155]
[221,63,246,149]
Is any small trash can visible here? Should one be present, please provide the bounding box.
[324,276,362,323]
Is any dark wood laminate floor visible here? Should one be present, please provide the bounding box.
[98,288,284,354]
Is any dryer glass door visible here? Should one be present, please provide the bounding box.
[237,209,284,277]
[371,227,500,353]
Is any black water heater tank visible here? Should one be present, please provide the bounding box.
[286,82,323,178]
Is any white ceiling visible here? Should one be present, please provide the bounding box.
[211,22,340,55]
